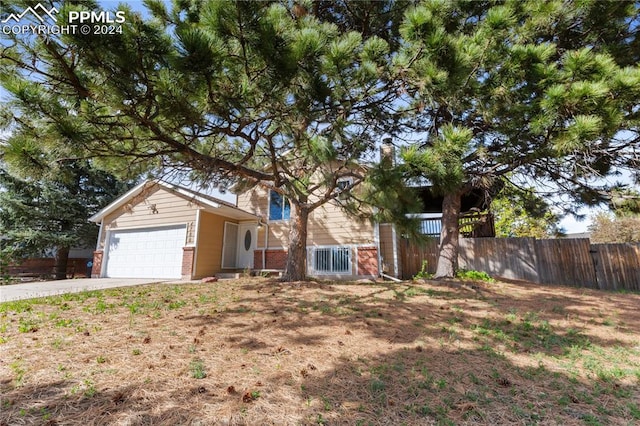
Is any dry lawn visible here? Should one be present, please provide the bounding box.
[1,277,639,425]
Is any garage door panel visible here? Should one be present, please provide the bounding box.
[105,225,187,279]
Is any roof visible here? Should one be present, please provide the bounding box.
[88,180,259,223]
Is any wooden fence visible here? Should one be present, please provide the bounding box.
[400,238,640,291]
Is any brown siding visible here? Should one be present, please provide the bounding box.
[100,186,198,248]
[194,211,231,279]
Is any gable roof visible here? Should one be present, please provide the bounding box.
[88,180,258,223]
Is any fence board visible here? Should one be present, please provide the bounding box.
[400,237,640,291]
[591,243,640,291]
[459,238,539,283]
[399,238,439,279]
[534,239,597,288]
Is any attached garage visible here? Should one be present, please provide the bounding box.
[104,225,187,279]
[89,180,259,280]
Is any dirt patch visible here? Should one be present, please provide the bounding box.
[1,278,639,425]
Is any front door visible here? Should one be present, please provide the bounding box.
[236,223,256,269]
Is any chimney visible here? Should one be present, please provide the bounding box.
[380,136,395,168]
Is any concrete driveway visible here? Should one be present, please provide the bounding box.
[0,278,172,302]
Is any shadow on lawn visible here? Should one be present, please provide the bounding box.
[223,279,640,424]
[1,278,638,425]
[229,278,640,353]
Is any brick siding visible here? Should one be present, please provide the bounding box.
[357,246,379,277]
[181,247,195,280]
[92,250,103,278]
[265,249,287,270]
[253,250,264,269]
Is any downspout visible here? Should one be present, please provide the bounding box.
[263,222,269,269]
[391,224,399,279]
[381,272,402,282]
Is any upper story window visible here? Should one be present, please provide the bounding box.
[336,178,353,200]
[269,190,290,221]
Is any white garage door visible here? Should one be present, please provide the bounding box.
[105,225,187,279]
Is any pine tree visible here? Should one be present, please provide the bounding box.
[0,0,397,281]
[393,0,640,277]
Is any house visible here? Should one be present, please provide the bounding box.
[89,152,494,281]
[88,178,401,280]
[89,180,259,280]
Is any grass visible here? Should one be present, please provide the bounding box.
[0,277,639,425]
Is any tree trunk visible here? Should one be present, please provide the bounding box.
[434,191,462,278]
[54,246,70,280]
[282,203,309,282]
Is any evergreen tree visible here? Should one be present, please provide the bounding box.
[0,0,396,281]
[3,0,639,281]
[608,188,640,216]
[392,0,640,277]
[0,153,132,280]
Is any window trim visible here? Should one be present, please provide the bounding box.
[268,189,290,222]
[335,177,353,201]
[309,245,352,275]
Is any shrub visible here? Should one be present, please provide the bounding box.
[456,269,494,282]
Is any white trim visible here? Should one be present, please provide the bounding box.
[354,246,358,276]
[236,223,257,269]
[407,213,443,219]
[267,189,290,222]
[335,177,353,198]
[263,222,269,268]
[192,209,202,278]
[308,245,353,275]
[100,228,110,277]
[95,220,104,251]
[105,221,190,233]
[89,179,258,223]
[101,224,187,279]
[89,180,150,222]
[391,224,399,278]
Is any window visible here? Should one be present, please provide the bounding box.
[269,190,290,221]
[335,178,352,200]
[312,247,351,274]
[336,179,351,191]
